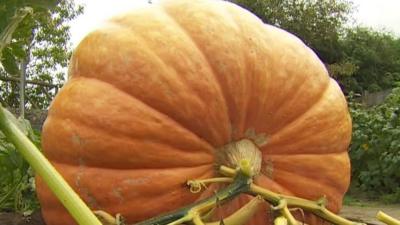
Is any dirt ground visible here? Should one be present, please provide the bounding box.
[1,204,399,225]
[340,204,400,225]
[0,211,44,225]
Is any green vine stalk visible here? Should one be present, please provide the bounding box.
[97,164,400,225]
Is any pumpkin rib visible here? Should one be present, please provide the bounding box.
[272,169,345,212]
[219,4,278,137]
[262,81,351,155]
[44,105,214,169]
[163,1,255,140]
[70,22,231,148]
[43,77,215,168]
[262,116,350,155]
[225,6,331,138]
[72,76,215,152]
[264,76,331,139]
[158,6,234,142]
[37,163,214,224]
[108,12,231,148]
[50,160,214,177]
[217,2,254,137]
[70,76,213,149]
[225,14,275,137]
[236,22,332,136]
[254,174,293,195]
[262,79,345,148]
[265,152,350,192]
[49,99,214,156]
[76,41,220,148]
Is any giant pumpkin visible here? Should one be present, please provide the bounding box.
[36,0,352,224]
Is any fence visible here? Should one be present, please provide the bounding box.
[361,89,392,107]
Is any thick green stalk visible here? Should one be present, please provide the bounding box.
[219,167,362,225]
[377,211,400,225]
[249,184,361,225]
[0,106,102,225]
[134,172,251,225]
[205,196,264,225]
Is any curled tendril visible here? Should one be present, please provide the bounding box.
[187,180,207,193]
[94,211,125,225]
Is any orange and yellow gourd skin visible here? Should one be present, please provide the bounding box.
[36,0,352,224]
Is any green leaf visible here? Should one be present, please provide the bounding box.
[25,0,61,9]
[1,47,19,75]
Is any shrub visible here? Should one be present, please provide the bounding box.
[349,88,400,203]
[0,118,41,214]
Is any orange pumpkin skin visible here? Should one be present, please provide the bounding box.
[36,0,351,224]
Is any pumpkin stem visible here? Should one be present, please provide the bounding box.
[134,164,367,225]
[134,170,253,225]
[216,139,262,177]
[270,199,299,225]
[376,211,400,225]
[94,211,125,225]
[274,216,288,225]
[187,178,233,193]
[248,183,363,225]
[204,196,264,225]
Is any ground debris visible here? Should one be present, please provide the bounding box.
[0,211,45,225]
[340,205,400,225]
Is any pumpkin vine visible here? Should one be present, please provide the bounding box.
[96,165,400,225]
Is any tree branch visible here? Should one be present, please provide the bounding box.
[0,75,60,88]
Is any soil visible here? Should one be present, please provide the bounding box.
[0,211,45,225]
[340,204,400,225]
[1,204,399,225]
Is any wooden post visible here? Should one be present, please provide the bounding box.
[19,60,26,119]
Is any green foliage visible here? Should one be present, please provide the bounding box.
[1,47,20,75]
[337,27,400,93]
[349,88,400,202]
[0,119,41,214]
[0,0,59,70]
[0,0,83,110]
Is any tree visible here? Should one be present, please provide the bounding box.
[227,0,353,64]
[0,0,83,110]
[336,27,400,93]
